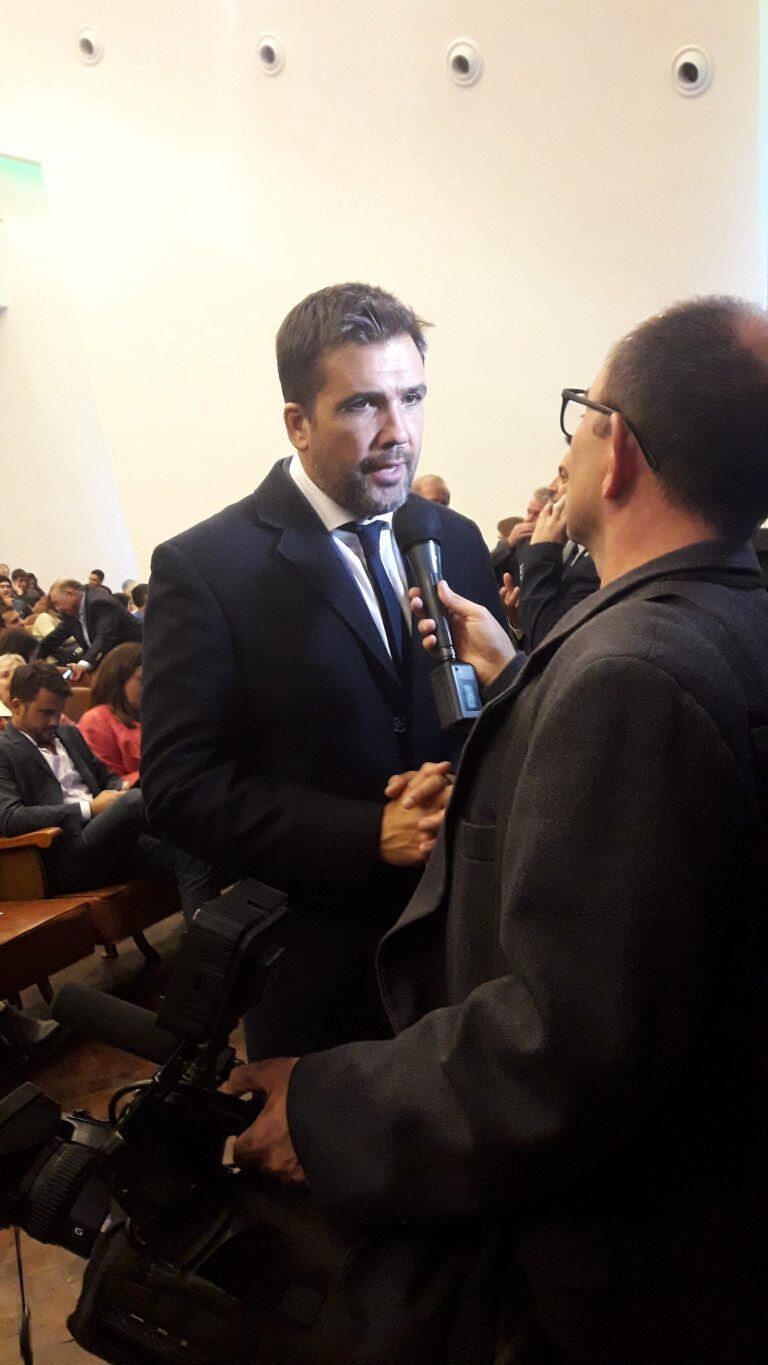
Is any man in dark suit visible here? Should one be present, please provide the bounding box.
[490,487,550,586]
[141,282,504,1055]
[227,297,768,1363]
[0,662,209,917]
[44,579,142,676]
[500,463,600,651]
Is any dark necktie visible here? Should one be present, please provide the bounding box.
[346,520,405,665]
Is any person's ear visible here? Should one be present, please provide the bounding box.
[283,403,310,453]
[602,412,639,500]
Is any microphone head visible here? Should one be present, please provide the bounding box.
[393,497,444,554]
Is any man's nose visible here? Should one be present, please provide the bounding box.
[378,403,408,448]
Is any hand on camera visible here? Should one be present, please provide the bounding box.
[223,1057,307,1185]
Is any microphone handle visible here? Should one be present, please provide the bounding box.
[52,983,177,1065]
[406,541,455,661]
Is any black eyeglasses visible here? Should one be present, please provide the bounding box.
[560,388,658,471]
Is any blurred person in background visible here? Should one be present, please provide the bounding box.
[0,653,25,732]
[78,642,142,785]
[411,473,451,505]
[130,583,148,621]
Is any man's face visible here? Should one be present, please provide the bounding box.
[561,367,612,546]
[12,688,64,746]
[12,575,27,595]
[0,608,21,628]
[0,581,12,606]
[88,573,102,588]
[285,335,426,518]
[53,585,83,616]
[525,494,547,521]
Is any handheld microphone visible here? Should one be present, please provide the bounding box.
[393,499,482,730]
[52,984,177,1065]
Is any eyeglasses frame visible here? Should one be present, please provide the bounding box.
[560,388,659,472]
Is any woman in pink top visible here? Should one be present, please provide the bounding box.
[78,642,142,784]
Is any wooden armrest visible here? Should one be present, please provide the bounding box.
[0,827,63,852]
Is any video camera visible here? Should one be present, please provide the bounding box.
[0,878,342,1364]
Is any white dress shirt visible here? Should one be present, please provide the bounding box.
[289,455,411,658]
[19,729,92,821]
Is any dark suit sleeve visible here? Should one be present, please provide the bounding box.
[517,543,599,651]
[0,744,83,837]
[286,655,749,1221]
[41,615,82,664]
[141,540,384,891]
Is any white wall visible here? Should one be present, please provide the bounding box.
[0,0,764,580]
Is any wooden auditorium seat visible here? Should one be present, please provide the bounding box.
[62,686,93,722]
[0,828,181,1000]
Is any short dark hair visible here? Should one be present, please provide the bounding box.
[90,569,105,582]
[602,296,768,540]
[10,661,71,704]
[276,282,429,413]
[91,642,142,727]
[0,628,37,662]
[11,569,26,581]
[131,583,148,609]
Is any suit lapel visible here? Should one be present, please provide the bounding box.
[255,461,408,707]
[5,724,59,787]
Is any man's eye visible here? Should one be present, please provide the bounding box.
[346,397,372,412]
[402,391,423,406]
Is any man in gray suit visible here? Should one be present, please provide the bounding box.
[225,298,768,1363]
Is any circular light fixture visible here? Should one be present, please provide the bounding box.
[257,33,285,77]
[77,26,104,65]
[671,46,714,97]
[446,39,483,88]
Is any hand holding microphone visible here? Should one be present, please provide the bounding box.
[409,581,515,689]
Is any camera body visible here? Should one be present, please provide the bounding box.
[0,879,295,1363]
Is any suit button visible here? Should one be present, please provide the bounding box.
[392,715,408,733]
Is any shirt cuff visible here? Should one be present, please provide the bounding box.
[78,661,92,672]
[79,799,91,822]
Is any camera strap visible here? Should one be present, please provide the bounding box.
[14,1228,33,1365]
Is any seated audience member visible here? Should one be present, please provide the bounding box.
[0,653,25,732]
[0,627,38,664]
[130,583,148,620]
[78,642,142,784]
[22,572,44,607]
[44,578,141,677]
[0,663,210,921]
[88,569,107,590]
[113,592,131,609]
[0,577,15,609]
[10,570,31,619]
[491,486,550,585]
[411,473,451,505]
[0,604,22,631]
[503,460,599,651]
[0,563,9,579]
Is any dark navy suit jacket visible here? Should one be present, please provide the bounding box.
[141,459,504,1049]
